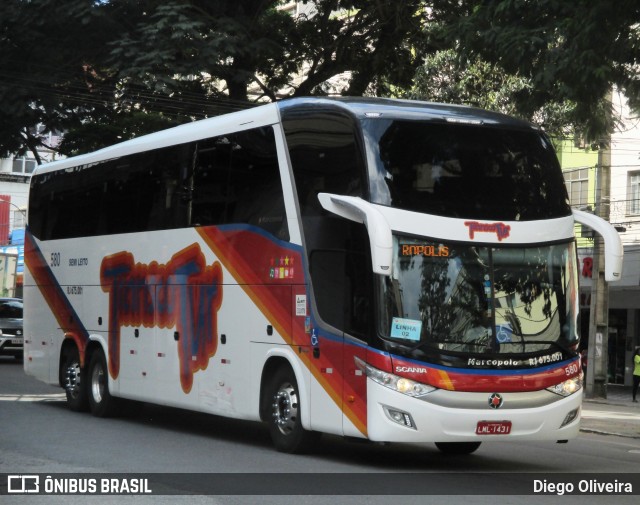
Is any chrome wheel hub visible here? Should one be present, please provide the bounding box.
[91,362,105,404]
[65,362,82,398]
[272,383,298,436]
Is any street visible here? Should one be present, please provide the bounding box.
[1,356,639,504]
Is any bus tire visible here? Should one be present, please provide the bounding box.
[266,366,319,453]
[87,349,119,417]
[62,346,88,412]
[435,442,482,455]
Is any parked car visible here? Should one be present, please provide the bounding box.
[0,298,23,359]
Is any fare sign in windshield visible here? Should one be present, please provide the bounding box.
[400,243,449,257]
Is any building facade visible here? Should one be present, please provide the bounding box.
[0,132,62,296]
[563,90,640,387]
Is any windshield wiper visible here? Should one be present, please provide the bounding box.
[504,339,577,356]
[406,338,488,353]
[396,337,575,357]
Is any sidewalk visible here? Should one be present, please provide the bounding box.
[580,384,640,439]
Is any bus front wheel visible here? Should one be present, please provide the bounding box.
[435,442,482,455]
[266,366,319,453]
[87,349,119,417]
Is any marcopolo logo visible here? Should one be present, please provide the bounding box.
[489,393,504,409]
[488,393,504,409]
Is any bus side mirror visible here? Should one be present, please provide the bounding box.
[317,193,393,276]
[572,209,623,282]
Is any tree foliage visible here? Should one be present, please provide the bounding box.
[1,0,427,158]
[407,49,578,139]
[1,0,638,158]
[109,1,427,100]
[430,0,640,141]
[1,1,113,160]
[408,49,528,114]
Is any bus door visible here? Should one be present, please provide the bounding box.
[281,106,371,437]
[307,223,372,438]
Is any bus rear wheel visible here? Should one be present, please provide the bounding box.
[266,366,319,453]
[435,442,482,455]
[87,349,119,417]
[62,346,88,411]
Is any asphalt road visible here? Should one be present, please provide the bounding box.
[1,356,639,505]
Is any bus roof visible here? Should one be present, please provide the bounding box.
[278,97,538,130]
[34,97,538,176]
[34,103,280,175]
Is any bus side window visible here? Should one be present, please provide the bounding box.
[190,136,232,226]
[31,128,288,241]
[191,127,289,240]
[101,145,190,235]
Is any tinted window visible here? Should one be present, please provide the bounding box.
[29,146,189,240]
[189,127,288,240]
[283,111,366,218]
[283,111,372,340]
[103,146,191,234]
[29,126,288,241]
[363,119,571,221]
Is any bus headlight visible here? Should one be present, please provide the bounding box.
[354,357,436,397]
[546,376,582,397]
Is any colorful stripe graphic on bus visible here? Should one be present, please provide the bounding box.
[100,243,223,393]
[391,355,582,392]
[198,225,368,436]
[24,230,91,363]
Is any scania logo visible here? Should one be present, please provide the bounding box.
[395,366,428,374]
[488,393,504,409]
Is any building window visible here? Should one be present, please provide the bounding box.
[564,167,589,207]
[628,171,640,215]
[12,157,36,174]
[12,209,26,229]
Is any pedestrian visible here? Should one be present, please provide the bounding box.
[633,347,640,403]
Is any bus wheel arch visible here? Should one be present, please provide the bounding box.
[260,358,319,453]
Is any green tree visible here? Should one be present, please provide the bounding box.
[0,0,142,160]
[7,0,635,156]
[408,49,577,139]
[409,50,528,114]
[1,0,428,157]
[109,1,426,101]
[430,0,640,140]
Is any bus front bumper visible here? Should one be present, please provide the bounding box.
[365,379,582,443]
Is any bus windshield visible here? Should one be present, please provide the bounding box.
[362,119,571,221]
[377,236,579,365]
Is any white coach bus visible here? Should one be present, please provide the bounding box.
[24,97,622,455]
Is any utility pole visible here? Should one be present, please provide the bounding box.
[585,138,612,399]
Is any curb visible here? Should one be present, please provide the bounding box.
[580,427,640,439]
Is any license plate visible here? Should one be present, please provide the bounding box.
[476,420,512,435]
[11,339,22,345]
